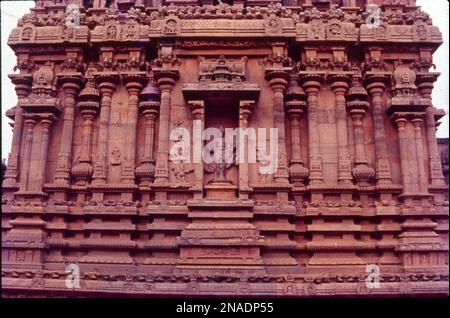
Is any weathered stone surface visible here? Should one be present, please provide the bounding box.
[1,0,448,297]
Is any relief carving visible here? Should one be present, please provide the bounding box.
[110,145,122,165]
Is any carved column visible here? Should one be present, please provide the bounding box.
[122,74,147,184]
[347,73,375,186]
[329,73,352,184]
[412,118,429,194]
[388,63,430,198]
[92,75,117,185]
[394,117,414,195]
[3,74,32,187]
[299,73,324,184]
[188,100,205,199]
[71,78,100,186]
[239,100,255,199]
[136,83,160,189]
[76,113,95,182]
[416,73,446,187]
[153,71,179,187]
[54,75,83,184]
[19,118,37,193]
[35,117,55,191]
[265,70,290,185]
[364,74,393,184]
[285,78,309,186]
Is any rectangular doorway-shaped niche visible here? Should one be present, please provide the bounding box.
[204,96,239,187]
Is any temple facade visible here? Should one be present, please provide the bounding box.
[1,0,448,297]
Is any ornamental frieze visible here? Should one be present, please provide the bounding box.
[90,21,149,42]
[8,24,89,45]
[360,22,442,43]
[7,4,443,45]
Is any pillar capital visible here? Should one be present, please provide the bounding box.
[187,100,204,120]
[239,100,256,112]
[40,119,53,129]
[330,81,349,95]
[239,108,252,122]
[8,74,33,99]
[394,117,408,128]
[363,72,391,94]
[154,70,179,92]
[123,72,148,94]
[327,72,352,93]
[24,118,37,129]
[265,69,291,92]
[56,73,83,91]
[411,118,424,127]
[285,101,306,119]
[416,72,440,100]
[94,72,119,92]
[298,72,325,94]
[349,109,366,120]
[125,82,144,95]
[415,71,440,85]
[39,114,57,127]
[143,107,160,121]
[188,100,205,111]
[97,81,117,95]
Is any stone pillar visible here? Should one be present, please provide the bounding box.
[3,74,32,187]
[136,83,160,192]
[352,112,366,162]
[266,71,290,186]
[329,74,352,184]
[54,76,82,184]
[19,118,37,193]
[364,75,393,184]
[416,73,446,187]
[285,75,308,187]
[412,118,429,194]
[35,118,54,191]
[285,101,309,186]
[239,100,255,199]
[72,111,96,187]
[299,73,324,184]
[347,73,375,186]
[350,110,375,186]
[188,100,205,199]
[394,117,414,195]
[144,111,158,165]
[92,76,117,185]
[136,107,159,187]
[71,78,100,186]
[153,73,178,187]
[122,75,146,184]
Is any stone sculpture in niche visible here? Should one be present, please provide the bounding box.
[203,127,236,184]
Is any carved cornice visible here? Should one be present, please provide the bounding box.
[7,4,443,47]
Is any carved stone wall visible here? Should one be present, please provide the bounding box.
[1,0,448,297]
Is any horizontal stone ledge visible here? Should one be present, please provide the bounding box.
[79,240,136,249]
[146,223,186,231]
[83,222,136,231]
[305,242,376,250]
[187,211,254,218]
[2,279,448,297]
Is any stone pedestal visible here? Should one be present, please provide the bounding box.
[177,200,265,275]
[204,182,237,200]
